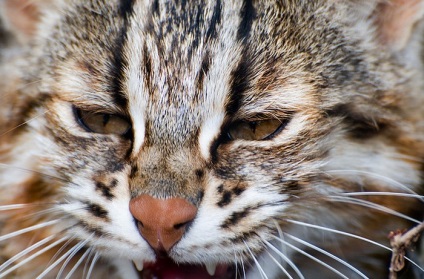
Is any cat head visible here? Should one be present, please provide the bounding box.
[1,0,424,278]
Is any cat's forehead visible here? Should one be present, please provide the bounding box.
[47,1,344,110]
[121,1,246,147]
[44,0,374,148]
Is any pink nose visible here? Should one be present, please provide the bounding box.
[129,194,198,252]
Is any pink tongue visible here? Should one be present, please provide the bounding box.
[142,257,228,279]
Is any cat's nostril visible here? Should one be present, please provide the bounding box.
[129,194,198,252]
[173,221,190,230]
[135,220,144,229]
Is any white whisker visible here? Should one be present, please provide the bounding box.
[23,207,66,221]
[287,219,390,250]
[341,192,424,199]
[37,237,91,279]
[241,253,247,279]
[264,249,294,279]
[64,247,93,279]
[272,235,349,279]
[283,233,368,278]
[82,248,96,278]
[405,257,424,274]
[0,235,56,273]
[0,220,60,242]
[0,163,73,185]
[48,237,78,272]
[286,219,423,271]
[0,236,69,279]
[243,240,268,279]
[86,251,100,279]
[273,220,287,256]
[0,204,37,211]
[232,245,239,279]
[262,239,305,279]
[329,195,421,224]
[325,170,423,201]
[56,238,90,279]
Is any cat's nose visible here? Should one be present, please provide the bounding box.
[129,194,197,252]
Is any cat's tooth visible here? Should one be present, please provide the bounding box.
[205,262,217,276]
[133,260,144,271]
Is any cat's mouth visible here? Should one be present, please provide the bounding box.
[134,256,236,279]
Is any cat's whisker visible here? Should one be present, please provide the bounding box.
[329,195,421,224]
[243,240,268,279]
[22,207,65,221]
[55,237,88,279]
[0,219,60,242]
[0,204,43,211]
[0,110,50,138]
[324,169,422,200]
[340,191,424,199]
[240,252,247,279]
[406,255,424,274]
[282,233,368,278]
[273,219,287,256]
[286,219,424,272]
[47,236,78,270]
[63,247,93,279]
[261,238,305,279]
[37,236,92,279]
[86,251,100,279]
[0,163,75,185]
[0,236,69,279]
[57,234,94,279]
[271,235,349,279]
[0,235,56,273]
[263,249,294,279]
[231,245,240,279]
[287,219,389,250]
[82,248,96,278]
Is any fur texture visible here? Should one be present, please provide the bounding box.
[1,0,424,278]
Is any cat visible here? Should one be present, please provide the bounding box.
[1,0,424,278]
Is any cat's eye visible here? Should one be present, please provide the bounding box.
[227,119,287,141]
[74,108,131,136]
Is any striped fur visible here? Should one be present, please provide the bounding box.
[1,0,424,278]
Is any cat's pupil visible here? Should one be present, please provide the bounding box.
[74,107,131,136]
[227,118,287,141]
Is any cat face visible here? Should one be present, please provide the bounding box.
[1,0,424,278]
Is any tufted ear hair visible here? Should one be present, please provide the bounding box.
[0,0,56,44]
[373,0,424,52]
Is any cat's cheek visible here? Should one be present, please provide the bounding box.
[57,173,157,262]
[169,176,290,262]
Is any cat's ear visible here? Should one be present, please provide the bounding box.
[373,0,424,52]
[0,0,56,44]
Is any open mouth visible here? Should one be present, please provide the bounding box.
[134,256,236,279]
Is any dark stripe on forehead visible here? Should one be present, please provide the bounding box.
[151,0,160,15]
[195,52,211,92]
[206,0,222,40]
[227,53,252,116]
[237,0,256,41]
[227,1,256,117]
[119,0,135,17]
[109,0,135,109]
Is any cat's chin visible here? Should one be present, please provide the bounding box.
[134,256,236,279]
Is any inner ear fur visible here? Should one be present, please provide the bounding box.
[0,0,53,44]
[374,0,424,51]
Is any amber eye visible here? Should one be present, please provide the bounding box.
[74,107,131,136]
[227,119,288,141]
